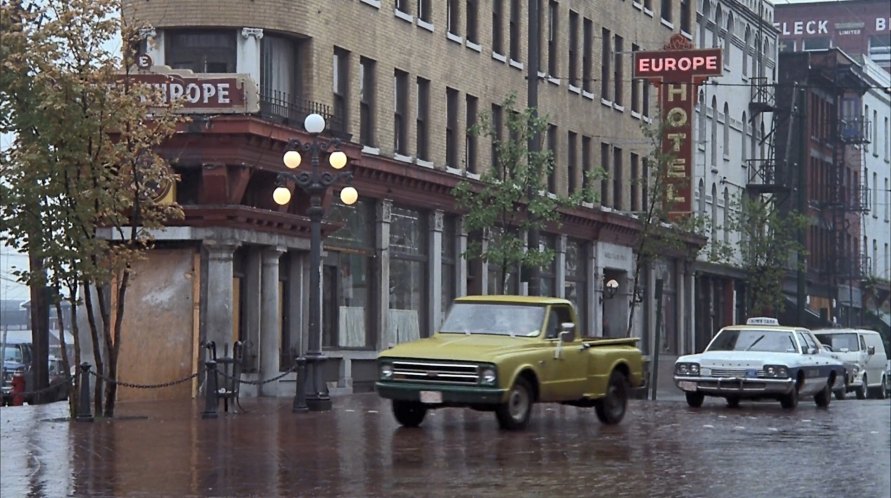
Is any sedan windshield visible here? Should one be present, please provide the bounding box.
[706,329,799,353]
[440,303,545,337]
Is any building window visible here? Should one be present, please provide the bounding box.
[396,0,410,15]
[600,142,610,207]
[680,0,690,33]
[166,29,237,73]
[448,0,460,35]
[418,0,431,23]
[642,158,650,211]
[723,188,730,244]
[613,146,622,210]
[804,37,830,51]
[416,77,430,161]
[441,216,457,326]
[582,18,593,93]
[568,131,577,194]
[491,103,503,170]
[660,0,672,23]
[446,87,459,167]
[466,95,478,173]
[568,10,578,87]
[510,0,522,61]
[333,47,349,134]
[630,152,639,212]
[324,200,375,349]
[394,69,409,155]
[538,233,557,296]
[547,124,557,194]
[642,73,650,117]
[582,136,592,192]
[565,238,587,336]
[613,35,623,106]
[743,27,750,77]
[493,0,504,54]
[722,102,730,159]
[547,1,558,75]
[389,205,428,342]
[631,44,640,114]
[466,0,479,44]
[741,111,748,166]
[260,35,301,118]
[360,57,376,147]
[710,96,718,166]
[601,28,611,101]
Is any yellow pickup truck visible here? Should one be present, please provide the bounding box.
[376,295,645,430]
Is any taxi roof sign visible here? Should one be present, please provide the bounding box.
[746,317,780,326]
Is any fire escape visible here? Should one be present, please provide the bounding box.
[745,76,789,203]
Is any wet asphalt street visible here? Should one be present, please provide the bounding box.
[1,393,889,498]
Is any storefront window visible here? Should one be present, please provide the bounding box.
[324,200,375,349]
[564,239,588,336]
[486,226,519,294]
[539,233,557,297]
[441,216,457,326]
[389,205,428,343]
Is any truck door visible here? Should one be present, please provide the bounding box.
[541,305,588,400]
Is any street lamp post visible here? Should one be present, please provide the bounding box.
[274,113,358,412]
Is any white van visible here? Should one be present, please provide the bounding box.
[813,328,889,400]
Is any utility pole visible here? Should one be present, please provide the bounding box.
[527,0,541,296]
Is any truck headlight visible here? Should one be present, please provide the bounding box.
[480,367,497,386]
[763,365,788,378]
[380,364,393,380]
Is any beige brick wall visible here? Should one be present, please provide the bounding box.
[125,0,687,210]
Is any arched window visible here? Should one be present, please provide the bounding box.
[714,5,722,48]
[741,111,748,166]
[710,183,718,243]
[723,187,730,244]
[698,178,706,213]
[743,26,750,77]
[700,1,711,49]
[698,88,707,148]
[725,14,734,66]
[722,102,730,159]
[751,117,758,162]
[710,96,718,166]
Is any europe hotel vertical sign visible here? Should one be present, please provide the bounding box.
[633,34,723,219]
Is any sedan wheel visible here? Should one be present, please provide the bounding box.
[495,378,533,430]
[594,370,629,425]
[833,388,846,401]
[814,382,831,408]
[780,385,799,410]
[856,376,868,400]
[685,391,705,408]
[392,400,427,428]
[725,396,740,408]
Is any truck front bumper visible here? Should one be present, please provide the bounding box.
[376,381,507,405]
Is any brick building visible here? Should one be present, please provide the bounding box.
[109,0,705,400]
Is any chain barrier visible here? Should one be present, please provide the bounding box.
[216,363,297,386]
[88,368,201,389]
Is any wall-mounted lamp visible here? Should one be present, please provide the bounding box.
[600,279,619,303]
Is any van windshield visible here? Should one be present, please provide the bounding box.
[3,346,23,363]
[814,333,859,352]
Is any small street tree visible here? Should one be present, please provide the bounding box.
[1,0,183,417]
[454,94,596,294]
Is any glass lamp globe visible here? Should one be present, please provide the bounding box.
[340,186,358,205]
[329,151,347,169]
[304,113,325,134]
[283,150,302,169]
[273,186,292,206]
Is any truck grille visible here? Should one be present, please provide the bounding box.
[391,361,480,384]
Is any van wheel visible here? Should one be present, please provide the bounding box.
[878,376,888,400]
[594,370,629,425]
[392,400,427,428]
[856,376,867,400]
[685,392,705,408]
[495,378,533,430]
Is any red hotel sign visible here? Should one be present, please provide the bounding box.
[125,68,259,114]
[633,35,722,219]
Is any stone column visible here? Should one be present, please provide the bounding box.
[585,242,597,337]
[556,235,566,298]
[204,242,238,352]
[259,246,284,396]
[457,217,468,297]
[238,28,264,89]
[429,211,443,332]
[376,200,392,349]
[287,250,305,358]
[244,249,261,375]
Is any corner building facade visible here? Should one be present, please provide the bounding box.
[115,0,703,400]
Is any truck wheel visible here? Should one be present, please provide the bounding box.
[780,385,799,410]
[392,400,427,428]
[495,377,533,430]
[594,370,629,425]
[814,382,831,408]
[685,392,704,408]
[856,376,867,400]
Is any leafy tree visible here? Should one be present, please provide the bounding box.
[1,0,184,417]
[454,94,597,294]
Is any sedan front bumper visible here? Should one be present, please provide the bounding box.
[674,376,794,396]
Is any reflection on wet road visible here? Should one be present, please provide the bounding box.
[2,395,889,497]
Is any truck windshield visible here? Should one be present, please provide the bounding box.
[439,303,545,337]
[814,333,859,352]
[706,329,798,353]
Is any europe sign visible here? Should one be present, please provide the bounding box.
[633,35,722,219]
[126,65,259,114]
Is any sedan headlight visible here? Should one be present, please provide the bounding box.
[763,365,789,378]
[379,364,394,380]
[480,367,497,386]
[675,362,700,376]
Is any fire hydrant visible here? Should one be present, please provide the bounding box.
[11,372,26,406]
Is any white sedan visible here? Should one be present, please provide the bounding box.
[673,318,846,409]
